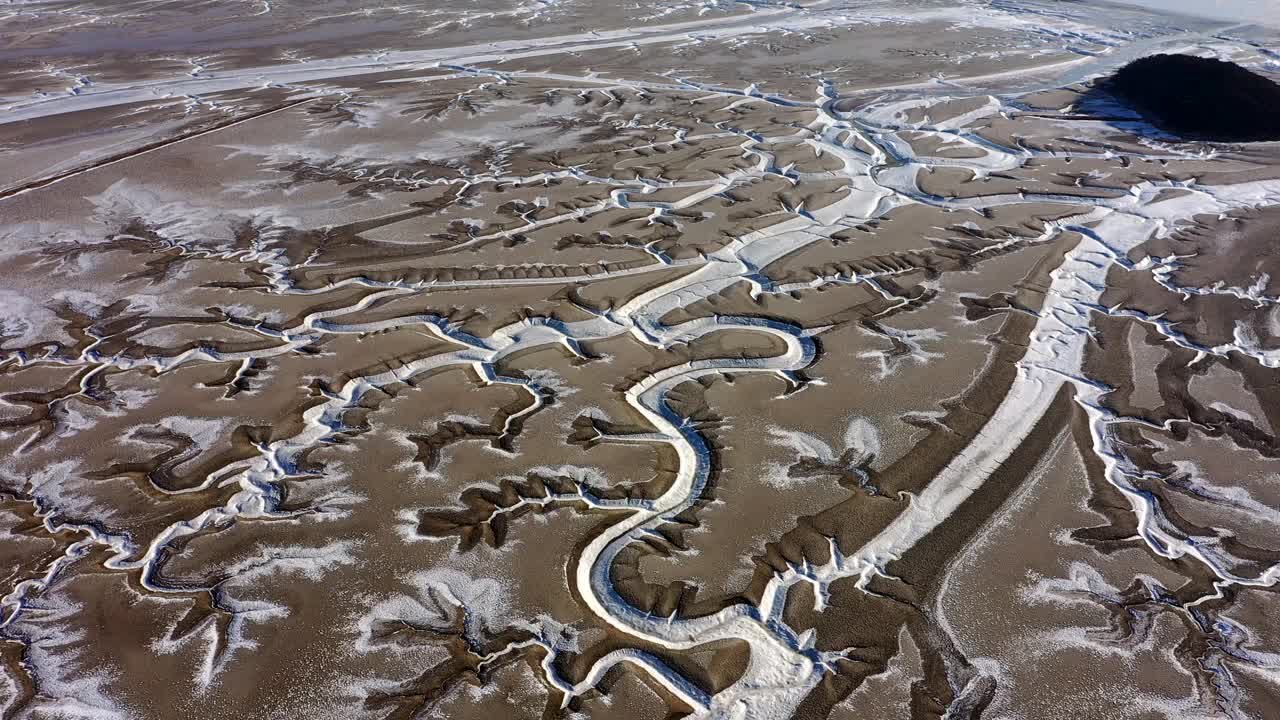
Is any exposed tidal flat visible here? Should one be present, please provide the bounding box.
[1,2,1280,719]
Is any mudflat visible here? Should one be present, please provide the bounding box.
[2,2,1280,719]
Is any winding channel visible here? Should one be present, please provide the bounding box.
[4,31,1280,718]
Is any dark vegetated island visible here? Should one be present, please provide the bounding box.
[1100,54,1280,142]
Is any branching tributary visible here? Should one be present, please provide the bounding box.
[5,56,1280,719]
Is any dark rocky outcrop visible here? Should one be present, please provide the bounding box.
[1100,54,1280,142]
